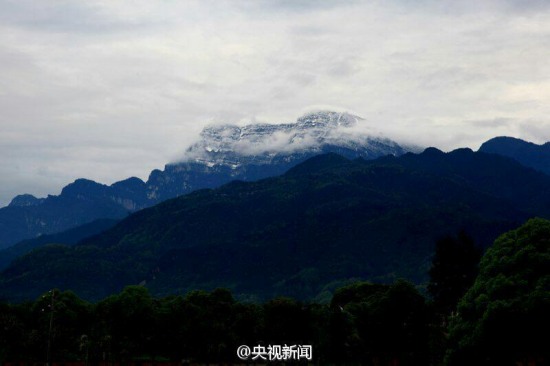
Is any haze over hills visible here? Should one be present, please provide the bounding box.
[479,136,550,175]
[2,148,549,302]
[0,111,413,249]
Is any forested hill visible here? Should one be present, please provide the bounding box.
[479,136,550,175]
[2,148,550,302]
[0,218,119,271]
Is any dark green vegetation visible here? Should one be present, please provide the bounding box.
[1,212,548,365]
[0,282,436,364]
[446,218,550,366]
[428,231,482,315]
[0,218,119,271]
[3,149,550,302]
[480,136,550,175]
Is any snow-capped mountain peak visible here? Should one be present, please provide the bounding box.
[295,110,361,128]
[180,111,387,166]
[143,110,414,203]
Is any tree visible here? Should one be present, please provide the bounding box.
[446,218,550,366]
[94,286,155,360]
[329,281,430,365]
[428,231,482,315]
[0,303,27,360]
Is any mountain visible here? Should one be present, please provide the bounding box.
[0,218,119,271]
[0,111,412,249]
[0,177,149,250]
[2,148,549,302]
[146,111,413,202]
[479,136,550,175]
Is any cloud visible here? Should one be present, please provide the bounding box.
[1,0,550,205]
[179,111,394,162]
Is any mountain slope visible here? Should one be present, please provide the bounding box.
[0,218,119,270]
[0,177,148,250]
[1,149,549,302]
[479,136,550,175]
[0,111,411,249]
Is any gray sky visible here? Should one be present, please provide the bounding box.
[1,0,550,206]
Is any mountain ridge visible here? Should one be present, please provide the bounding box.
[2,148,548,302]
[479,136,550,175]
[0,111,412,249]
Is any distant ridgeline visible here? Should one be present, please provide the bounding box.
[2,147,550,302]
[0,111,413,249]
[479,136,550,175]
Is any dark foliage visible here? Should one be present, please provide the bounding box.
[0,281,432,365]
[329,281,431,365]
[0,218,119,270]
[0,220,546,365]
[428,231,482,315]
[446,218,550,366]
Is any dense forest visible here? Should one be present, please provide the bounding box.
[1,218,548,365]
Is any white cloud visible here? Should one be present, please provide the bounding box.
[1,0,550,205]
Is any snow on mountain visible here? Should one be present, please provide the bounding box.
[178,111,408,168]
[144,111,416,203]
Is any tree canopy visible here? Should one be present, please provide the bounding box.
[446,218,550,366]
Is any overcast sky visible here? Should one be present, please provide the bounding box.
[1,0,550,206]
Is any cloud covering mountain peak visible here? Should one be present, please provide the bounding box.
[178,111,400,166]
